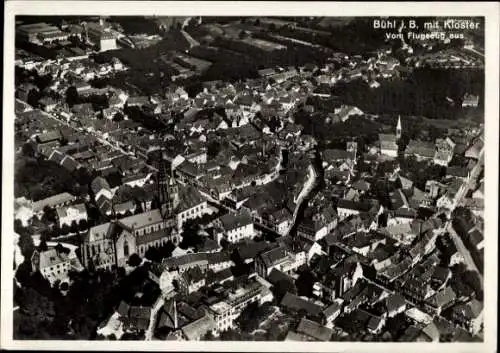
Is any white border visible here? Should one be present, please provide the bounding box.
[2,2,499,352]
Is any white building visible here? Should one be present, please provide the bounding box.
[216,211,255,244]
[56,203,88,228]
[31,248,71,285]
[176,187,211,231]
[208,281,271,334]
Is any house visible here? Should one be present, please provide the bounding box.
[367,314,386,335]
[72,103,94,119]
[434,137,455,166]
[255,246,293,278]
[379,134,398,158]
[271,208,293,236]
[31,248,71,285]
[446,166,470,180]
[127,96,150,108]
[295,318,334,341]
[425,286,457,315]
[176,186,211,231]
[322,299,343,326]
[181,314,216,340]
[467,227,484,251]
[267,268,296,292]
[280,292,323,320]
[36,130,62,145]
[450,299,483,334]
[297,206,338,242]
[462,93,479,108]
[405,140,436,160]
[472,181,484,199]
[56,203,88,228]
[207,280,271,334]
[178,267,205,295]
[385,293,406,317]
[91,176,113,200]
[127,306,152,332]
[39,97,58,112]
[336,199,371,220]
[215,210,255,244]
[233,241,272,266]
[31,192,77,216]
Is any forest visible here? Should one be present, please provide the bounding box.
[331,68,484,121]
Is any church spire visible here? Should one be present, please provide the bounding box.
[396,115,402,140]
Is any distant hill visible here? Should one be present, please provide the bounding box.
[316,17,356,29]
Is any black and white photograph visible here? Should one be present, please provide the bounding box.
[2,1,498,351]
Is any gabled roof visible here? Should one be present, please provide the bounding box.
[385,293,406,312]
[296,318,333,341]
[280,292,323,317]
[181,314,216,340]
[427,286,456,308]
[219,210,253,231]
[117,209,164,231]
[259,246,289,268]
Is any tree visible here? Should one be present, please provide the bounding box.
[42,206,57,223]
[70,220,79,234]
[27,89,41,107]
[463,270,483,300]
[113,111,125,122]
[18,232,35,259]
[238,30,248,40]
[145,247,161,262]
[128,253,142,267]
[202,330,216,341]
[22,142,37,158]
[272,279,297,302]
[13,287,56,339]
[78,219,89,232]
[296,269,315,297]
[60,224,70,236]
[38,237,49,252]
[65,86,80,107]
[179,220,202,250]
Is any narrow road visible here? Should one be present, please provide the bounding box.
[446,146,484,280]
[285,164,318,236]
[181,29,200,48]
[144,296,165,341]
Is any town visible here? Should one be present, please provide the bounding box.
[12,16,484,342]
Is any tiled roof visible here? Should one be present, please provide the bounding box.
[260,246,289,268]
[182,314,216,340]
[296,318,333,341]
[56,203,87,219]
[38,248,69,269]
[280,292,323,317]
[32,192,75,212]
[219,210,253,231]
[117,209,164,231]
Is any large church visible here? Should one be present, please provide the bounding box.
[81,153,211,270]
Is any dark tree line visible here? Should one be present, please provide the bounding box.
[331,68,484,120]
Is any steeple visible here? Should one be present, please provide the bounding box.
[154,152,178,220]
[396,115,402,140]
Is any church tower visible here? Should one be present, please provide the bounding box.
[396,115,402,140]
[154,153,179,220]
[346,141,357,160]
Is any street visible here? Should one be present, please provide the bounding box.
[446,145,484,281]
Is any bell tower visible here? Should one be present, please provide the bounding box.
[154,152,179,220]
